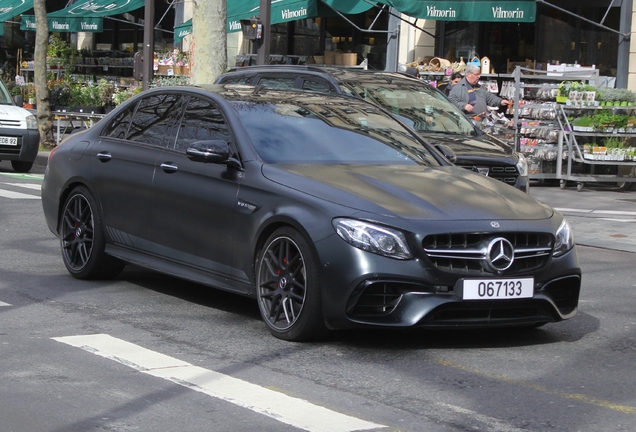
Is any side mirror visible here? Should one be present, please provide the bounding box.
[186,140,231,163]
[435,144,457,164]
[14,95,23,106]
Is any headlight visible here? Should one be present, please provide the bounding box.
[26,114,38,130]
[553,219,574,256]
[333,218,412,259]
[516,153,528,177]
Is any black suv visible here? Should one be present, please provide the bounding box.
[216,66,528,193]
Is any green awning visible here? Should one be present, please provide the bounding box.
[20,14,103,32]
[174,18,192,43]
[226,0,376,33]
[320,0,377,15]
[49,0,144,17]
[227,0,318,33]
[375,0,536,23]
[0,0,33,22]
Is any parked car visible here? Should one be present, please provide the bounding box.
[41,85,580,341]
[216,66,529,193]
[0,80,40,173]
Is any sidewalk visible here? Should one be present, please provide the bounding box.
[530,183,636,254]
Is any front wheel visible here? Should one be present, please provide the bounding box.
[256,227,327,341]
[59,186,124,279]
[11,160,33,173]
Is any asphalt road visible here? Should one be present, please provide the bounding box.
[1,158,635,432]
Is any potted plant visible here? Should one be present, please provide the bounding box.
[571,115,594,132]
[96,79,117,112]
[47,79,73,111]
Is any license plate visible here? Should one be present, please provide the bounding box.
[460,278,534,300]
[0,136,18,146]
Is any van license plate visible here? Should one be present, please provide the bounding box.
[0,136,18,146]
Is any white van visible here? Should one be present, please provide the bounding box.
[0,80,40,173]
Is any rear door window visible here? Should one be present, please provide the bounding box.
[176,96,234,153]
[126,93,188,148]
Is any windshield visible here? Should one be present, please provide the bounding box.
[342,80,476,135]
[233,100,441,166]
[0,81,14,105]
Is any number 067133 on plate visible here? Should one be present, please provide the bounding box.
[457,278,534,300]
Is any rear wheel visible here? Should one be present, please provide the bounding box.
[11,160,33,173]
[59,186,124,279]
[256,227,327,341]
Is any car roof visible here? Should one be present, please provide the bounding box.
[219,65,434,90]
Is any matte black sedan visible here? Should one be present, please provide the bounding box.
[42,85,581,341]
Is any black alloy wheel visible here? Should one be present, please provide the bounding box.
[256,227,327,341]
[59,186,124,279]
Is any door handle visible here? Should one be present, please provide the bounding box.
[96,152,112,162]
[160,162,178,173]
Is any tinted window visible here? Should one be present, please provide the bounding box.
[343,80,476,135]
[219,76,251,85]
[127,94,187,148]
[257,77,297,90]
[234,100,440,166]
[301,79,332,93]
[176,97,232,152]
[101,102,137,139]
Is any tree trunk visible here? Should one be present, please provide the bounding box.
[191,0,227,85]
[33,0,55,148]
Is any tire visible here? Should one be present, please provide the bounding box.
[11,160,33,173]
[255,227,328,341]
[59,186,125,280]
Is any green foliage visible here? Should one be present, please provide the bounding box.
[603,136,626,148]
[589,111,634,129]
[112,86,142,106]
[571,116,594,127]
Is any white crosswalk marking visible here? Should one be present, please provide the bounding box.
[0,183,41,199]
[53,334,386,432]
[4,183,41,190]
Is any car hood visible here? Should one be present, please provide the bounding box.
[262,164,551,221]
[0,104,34,121]
[419,132,515,163]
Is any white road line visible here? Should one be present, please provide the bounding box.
[554,207,593,213]
[555,208,636,217]
[53,334,385,432]
[0,189,40,199]
[3,182,41,190]
[0,301,11,306]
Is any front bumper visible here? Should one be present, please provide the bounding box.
[314,231,581,330]
[0,128,40,162]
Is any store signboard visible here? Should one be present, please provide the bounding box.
[376,0,536,22]
[20,15,103,32]
[49,0,144,17]
[174,18,192,43]
[227,0,318,33]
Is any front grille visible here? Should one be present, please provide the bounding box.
[472,165,519,185]
[0,119,22,127]
[423,232,553,275]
